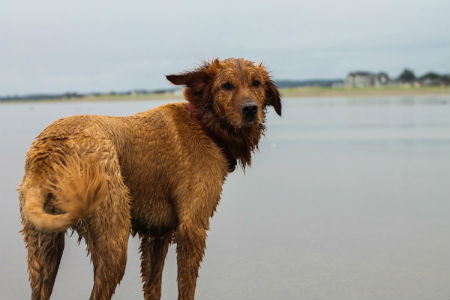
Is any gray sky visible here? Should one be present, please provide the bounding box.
[1,0,449,95]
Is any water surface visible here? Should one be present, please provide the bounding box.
[1,96,449,299]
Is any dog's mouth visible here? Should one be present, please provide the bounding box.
[239,116,262,128]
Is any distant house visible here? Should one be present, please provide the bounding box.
[418,72,450,86]
[345,71,390,87]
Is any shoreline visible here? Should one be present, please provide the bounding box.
[280,86,449,98]
[1,86,448,104]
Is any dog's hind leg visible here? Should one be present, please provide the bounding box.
[139,234,171,300]
[85,171,131,300]
[22,221,65,300]
[88,229,129,300]
[86,207,130,300]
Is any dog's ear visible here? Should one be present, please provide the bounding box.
[264,77,282,116]
[166,70,210,91]
[258,64,281,116]
[166,59,221,108]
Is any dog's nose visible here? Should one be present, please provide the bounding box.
[241,102,258,117]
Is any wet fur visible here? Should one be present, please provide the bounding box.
[18,58,281,300]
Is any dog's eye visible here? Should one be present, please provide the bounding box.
[252,79,261,87]
[221,82,234,90]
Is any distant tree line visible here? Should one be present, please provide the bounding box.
[0,88,179,102]
[0,92,83,102]
[397,69,450,85]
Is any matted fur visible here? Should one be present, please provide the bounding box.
[19,58,281,300]
[24,153,107,232]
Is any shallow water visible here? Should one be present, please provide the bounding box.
[1,95,449,299]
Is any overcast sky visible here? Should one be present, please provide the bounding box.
[1,0,449,95]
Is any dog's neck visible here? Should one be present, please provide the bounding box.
[185,102,264,170]
[186,103,237,172]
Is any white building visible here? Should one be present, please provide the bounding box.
[345,72,390,87]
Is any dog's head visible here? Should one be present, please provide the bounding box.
[166,58,281,128]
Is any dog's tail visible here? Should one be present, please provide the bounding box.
[22,155,108,232]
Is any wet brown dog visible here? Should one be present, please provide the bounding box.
[18,58,281,300]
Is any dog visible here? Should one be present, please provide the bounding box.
[18,58,281,300]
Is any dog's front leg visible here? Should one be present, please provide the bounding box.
[175,222,207,300]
